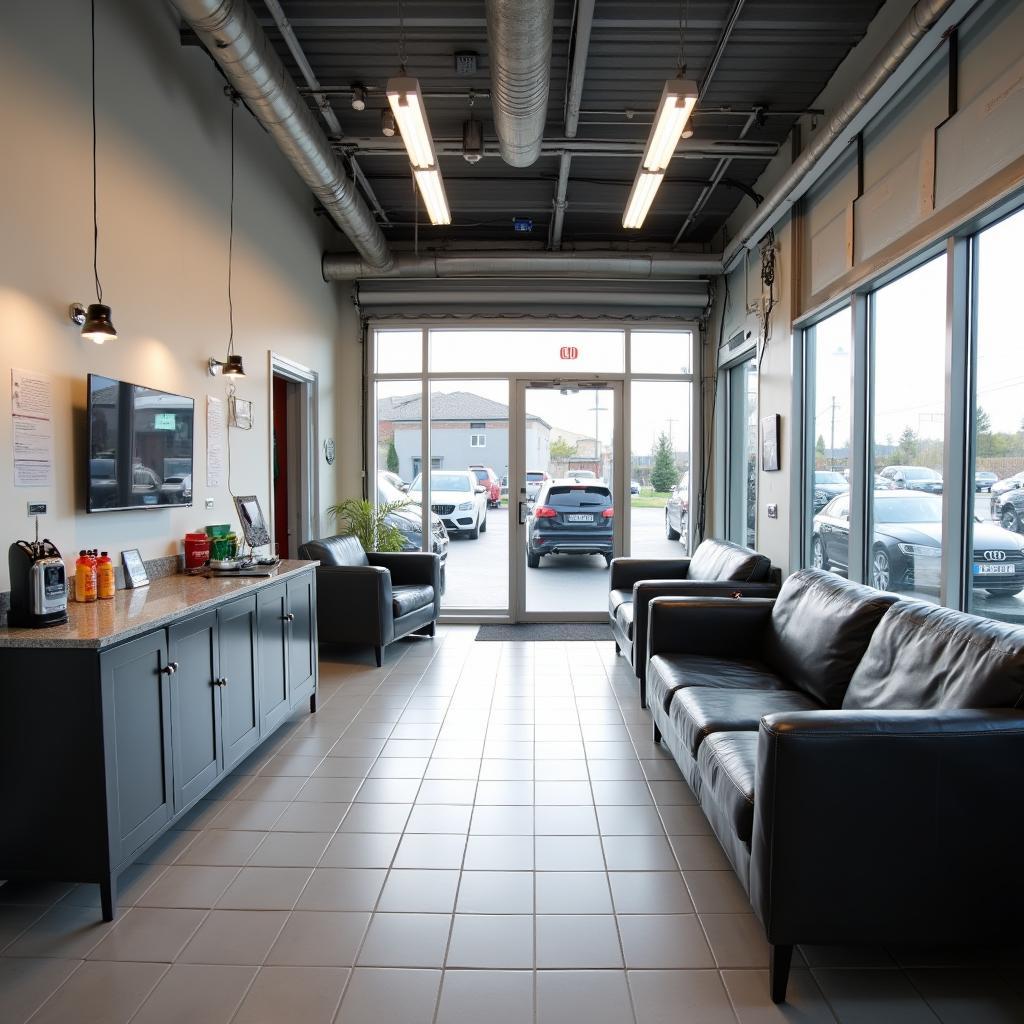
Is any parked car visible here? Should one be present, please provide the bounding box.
[377,473,449,583]
[160,473,192,505]
[991,471,1024,504]
[812,470,848,513]
[812,490,1024,596]
[525,470,550,502]
[565,469,597,480]
[380,469,407,492]
[877,465,943,493]
[665,473,689,549]
[409,470,487,539]
[527,480,614,568]
[992,485,1024,534]
[975,470,999,492]
[630,480,641,496]
[468,465,501,507]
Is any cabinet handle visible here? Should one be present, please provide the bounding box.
[212,677,228,687]
[281,613,295,622]
[161,661,178,676]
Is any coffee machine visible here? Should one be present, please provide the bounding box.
[8,536,69,628]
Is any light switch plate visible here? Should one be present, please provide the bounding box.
[767,503,778,519]
[205,498,215,510]
[27,502,48,516]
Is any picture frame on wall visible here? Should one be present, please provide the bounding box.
[761,414,780,472]
[229,396,253,430]
[121,548,150,589]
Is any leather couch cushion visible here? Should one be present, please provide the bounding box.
[608,588,631,615]
[763,569,899,707]
[670,687,821,758]
[392,584,435,618]
[615,601,634,641]
[648,654,789,714]
[688,538,772,583]
[697,732,758,843]
[844,599,1024,711]
[299,535,368,568]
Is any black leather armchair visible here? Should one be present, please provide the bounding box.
[608,538,779,707]
[298,535,440,665]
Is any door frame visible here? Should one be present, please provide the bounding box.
[510,377,625,622]
[268,353,320,555]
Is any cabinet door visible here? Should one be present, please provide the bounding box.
[219,595,260,770]
[169,611,222,811]
[286,572,317,708]
[100,630,173,866]
[257,581,290,734]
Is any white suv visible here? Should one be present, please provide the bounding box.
[409,470,488,539]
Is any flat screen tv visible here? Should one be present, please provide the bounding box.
[87,374,195,512]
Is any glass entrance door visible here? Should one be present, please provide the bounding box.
[513,380,623,619]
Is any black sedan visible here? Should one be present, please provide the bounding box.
[812,470,848,513]
[378,473,449,583]
[527,481,614,568]
[812,490,1024,596]
[993,486,1024,534]
[975,470,998,492]
[665,472,689,550]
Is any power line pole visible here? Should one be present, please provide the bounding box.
[830,396,837,471]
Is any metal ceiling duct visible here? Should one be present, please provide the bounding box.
[323,251,723,282]
[486,0,555,167]
[169,0,393,270]
[723,0,958,271]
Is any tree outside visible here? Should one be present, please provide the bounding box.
[650,432,680,492]
[549,437,577,460]
[386,439,400,474]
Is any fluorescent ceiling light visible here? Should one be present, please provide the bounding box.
[386,76,438,169]
[643,78,698,172]
[414,168,451,225]
[622,170,664,229]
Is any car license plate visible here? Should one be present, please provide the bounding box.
[973,563,1015,575]
[567,513,593,523]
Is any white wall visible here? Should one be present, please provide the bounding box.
[0,0,361,591]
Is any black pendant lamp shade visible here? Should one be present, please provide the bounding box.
[81,303,117,344]
[221,354,246,377]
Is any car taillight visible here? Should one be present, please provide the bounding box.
[602,507,614,518]
[534,506,557,518]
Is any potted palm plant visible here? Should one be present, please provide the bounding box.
[327,498,409,553]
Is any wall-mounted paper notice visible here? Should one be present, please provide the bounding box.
[11,368,53,488]
[207,395,225,488]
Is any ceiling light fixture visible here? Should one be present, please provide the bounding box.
[622,171,665,229]
[209,93,246,378]
[82,0,117,343]
[351,84,367,111]
[381,108,396,137]
[386,75,451,224]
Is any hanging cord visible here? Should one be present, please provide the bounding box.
[91,0,103,303]
[227,98,236,361]
[678,0,690,74]
[396,0,408,71]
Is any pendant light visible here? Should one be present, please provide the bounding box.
[209,95,246,378]
[81,0,117,343]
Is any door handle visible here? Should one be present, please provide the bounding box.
[212,677,228,687]
[161,661,178,676]
[281,612,295,622]
[518,501,530,525]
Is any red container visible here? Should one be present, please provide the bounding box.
[184,533,211,569]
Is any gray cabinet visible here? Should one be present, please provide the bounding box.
[287,573,317,709]
[219,595,260,770]
[100,630,173,869]
[257,581,290,733]
[169,610,222,812]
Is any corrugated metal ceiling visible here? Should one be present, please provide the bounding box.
[248,0,885,248]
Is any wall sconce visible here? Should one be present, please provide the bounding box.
[208,354,246,377]
[69,302,117,344]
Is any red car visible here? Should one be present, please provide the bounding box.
[469,465,501,507]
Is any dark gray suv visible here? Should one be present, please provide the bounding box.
[527,480,614,568]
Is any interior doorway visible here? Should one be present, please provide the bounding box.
[269,354,319,557]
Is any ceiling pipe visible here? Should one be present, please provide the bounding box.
[564,0,596,138]
[548,153,572,250]
[723,0,961,271]
[486,0,555,167]
[323,251,723,282]
[355,288,708,309]
[169,0,393,270]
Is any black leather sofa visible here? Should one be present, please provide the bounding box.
[298,535,440,665]
[608,538,779,707]
[645,568,1024,1002]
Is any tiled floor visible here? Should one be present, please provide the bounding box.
[2,627,1021,1023]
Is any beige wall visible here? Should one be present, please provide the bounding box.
[0,0,362,591]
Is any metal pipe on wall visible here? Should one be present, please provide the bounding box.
[549,153,573,250]
[564,0,596,139]
[169,0,393,270]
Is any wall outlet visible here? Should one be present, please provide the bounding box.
[27,502,48,516]
[205,498,215,510]
[767,503,778,519]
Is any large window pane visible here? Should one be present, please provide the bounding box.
[430,329,624,374]
[630,380,691,555]
[726,359,757,548]
[631,331,692,374]
[807,308,852,576]
[375,329,422,374]
[870,255,946,601]
[969,208,1024,624]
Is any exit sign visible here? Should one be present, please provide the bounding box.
[559,345,579,360]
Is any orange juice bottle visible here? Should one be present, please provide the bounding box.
[75,550,97,603]
[97,551,116,600]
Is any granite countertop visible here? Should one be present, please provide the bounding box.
[0,560,319,650]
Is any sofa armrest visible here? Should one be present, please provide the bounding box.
[368,551,440,590]
[610,557,690,591]
[633,580,779,673]
[314,565,395,645]
[750,709,1024,947]
[646,596,775,662]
